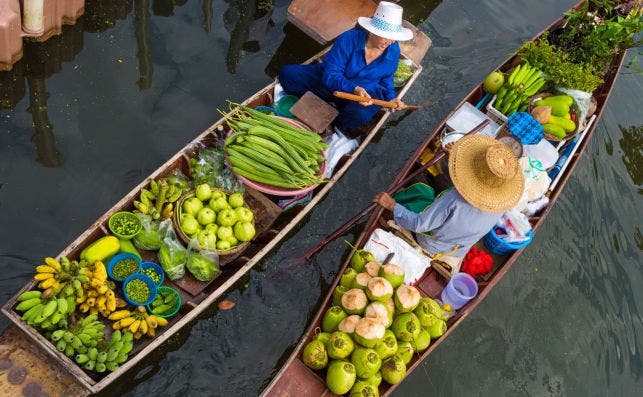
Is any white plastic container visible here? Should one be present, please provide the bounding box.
[447,102,502,138]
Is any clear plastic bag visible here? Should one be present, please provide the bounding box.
[165,169,191,192]
[132,213,163,250]
[188,144,244,193]
[157,219,187,280]
[186,239,220,282]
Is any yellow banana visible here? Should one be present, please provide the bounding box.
[90,278,103,289]
[112,322,122,330]
[119,317,136,328]
[97,296,107,306]
[129,320,141,333]
[86,298,96,307]
[94,261,108,282]
[109,310,131,320]
[90,307,98,315]
[36,265,56,274]
[87,290,98,298]
[151,315,168,327]
[34,272,54,281]
[147,326,156,337]
[97,284,108,295]
[107,295,116,312]
[139,318,148,335]
[44,257,61,271]
[76,295,87,304]
[79,303,90,313]
[145,315,157,329]
[134,330,143,340]
[39,277,57,289]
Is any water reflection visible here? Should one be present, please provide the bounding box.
[135,0,153,90]
[152,0,187,17]
[618,124,642,191]
[223,0,275,73]
[202,0,214,33]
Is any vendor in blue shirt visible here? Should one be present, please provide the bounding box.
[374,135,525,273]
[278,2,413,134]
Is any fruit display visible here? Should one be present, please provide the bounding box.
[49,314,105,359]
[301,250,452,393]
[223,104,328,190]
[493,63,545,116]
[109,306,168,339]
[133,176,189,220]
[15,290,75,331]
[177,185,256,251]
[77,261,119,317]
[529,94,577,139]
[74,330,134,373]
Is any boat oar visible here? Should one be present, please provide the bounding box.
[290,119,491,266]
[333,91,423,110]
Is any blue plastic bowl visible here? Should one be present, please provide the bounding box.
[139,261,164,286]
[483,229,533,256]
[122,273,158,307]
[107,253,142,282]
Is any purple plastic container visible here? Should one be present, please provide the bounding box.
[441,272,478,310]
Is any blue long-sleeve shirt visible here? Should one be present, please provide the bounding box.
[393,189,502,257]
[321,28,399,101]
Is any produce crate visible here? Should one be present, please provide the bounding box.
[485,95,508,125]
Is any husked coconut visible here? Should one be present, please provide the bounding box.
[379,263,405,288]
[351,272,372,289]
[364,261,381,277]
[394,284,421,312]
[341,288,368,315]
[353,317,386,348]
[364,301,392,328]
[366,277,393,302]
[337,315,361,334]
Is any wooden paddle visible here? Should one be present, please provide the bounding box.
[333,91,423,110]
[293,118,491,265]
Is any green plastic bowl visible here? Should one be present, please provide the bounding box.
[108,211,142,240]
[147,286,181,318]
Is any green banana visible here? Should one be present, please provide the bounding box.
[150,180,159,196]
[76,354,89,364]
[16,298,42,311]
[508,64,521,85]
[18,290,41,301]
[524,78,546,96]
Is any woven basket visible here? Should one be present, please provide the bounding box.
[172,189,254,257]
[528,93,580,141]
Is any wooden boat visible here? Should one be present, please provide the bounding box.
[261,3,628,396]
[0,33,429,395]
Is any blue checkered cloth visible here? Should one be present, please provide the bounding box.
[507,112,543,145]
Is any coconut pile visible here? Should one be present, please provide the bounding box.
[302,249,453,396]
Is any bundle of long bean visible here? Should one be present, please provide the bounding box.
[222,104,328,189]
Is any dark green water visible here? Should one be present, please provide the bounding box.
[0,0,640,396]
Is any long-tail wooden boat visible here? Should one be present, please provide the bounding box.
[261,2,629,396]
[0,30,430,395]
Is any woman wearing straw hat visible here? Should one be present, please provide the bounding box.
[374,135,525,273]
[278,1,413,134]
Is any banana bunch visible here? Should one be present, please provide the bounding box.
[77,261,120,317]
[16,290,75,330]
[133,177,187,220]
[110,306,168,340]
[75,330,134,372]
[495,63,546,116]
[34,257,90,299]
[49,314,105,358]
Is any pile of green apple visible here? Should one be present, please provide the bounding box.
[179,183,256,251]
[301,249,453,395]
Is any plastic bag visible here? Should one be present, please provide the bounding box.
[515,157,551,212]
[189,144,244,193]
[132,213,163,250]
[186,239,220,282]
[157,219,187,280]
[165,169,191,192]
[557,87,592,132]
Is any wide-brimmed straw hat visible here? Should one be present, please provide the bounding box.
[357,1,414,41]
[448,135,525,213]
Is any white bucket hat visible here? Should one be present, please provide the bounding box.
[357,1,414,41]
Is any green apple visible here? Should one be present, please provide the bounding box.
[216,208,237,227]
[234,207,254,223]
[225,235,238,246]
[180,215,200,235]
[196,207,216,225]
[210,189,226,200]
[195,183,212,201]
[182,197,203,217]
[196,230,217,250]
[216,225,234,241]
[216,240,231,250]
[234,221,256,242]
[205,223,218,234]
[228,193,244,208]
[209,197,229,212]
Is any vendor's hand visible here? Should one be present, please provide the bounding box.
[443,142,455,153]
[374,192,396,211]
[354,86,373,106]
[390,98,405,112]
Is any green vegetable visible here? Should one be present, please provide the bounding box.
[158,241,187,280]
[543,123,567,138]
[113,259,139,280]
[186,252,219,282]
[132,214,163,250]
[118,239,141,259]
[141,267,161,284]
[125,279,150,303]
[81,236,120,264]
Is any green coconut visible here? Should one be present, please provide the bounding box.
[364,262,381,277]
[302,340,328,370]
[351,272,372,290]
[380,355,406,385]
[322,306,348,333]
[414,298,438,328]
[338,315,361,334]
[349,380,380,397]
[378,263,405,289]
[326,360,357,395]
[396,341,414,365]
[391,313,421,342]
[341,289,368,315]
[351,249,376,273]
[373,329,398,360]
[427,318,447,339]
[410,328,431,353]
[424,297,451,321]
[394,284,421,313]
[332,285,349,307]
[361,371,382,387]
[327,331,355,359]
[350,347,382,379]
[384,298,395,316]
[353,317,386,348]
[365,277,394,302]
[340,268,358,289]
[364,301,392,329]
